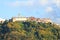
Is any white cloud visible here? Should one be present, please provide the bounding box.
[39,0,48,6]
[39,0,60,8]
[52,0,60,8]
[45,7,53,13]
[51,0,60,7]
[5,0,60,8]
[54,0,60,7]
[6,1,34,7]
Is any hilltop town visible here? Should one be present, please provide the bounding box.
[0,14,60,40]
[0,14,52,23]
[0,15,60,40]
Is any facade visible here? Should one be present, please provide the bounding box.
[11,17,28,22]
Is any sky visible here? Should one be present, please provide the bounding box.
[0,0,60,24]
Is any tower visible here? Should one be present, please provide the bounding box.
[18,13,20,17]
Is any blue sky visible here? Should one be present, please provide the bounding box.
[0,0,60,24]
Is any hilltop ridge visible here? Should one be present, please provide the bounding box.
[0,21,60,40]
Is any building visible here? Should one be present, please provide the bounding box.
[28,17,36,21]
[10,17,28,22]
[36,18,42,22]
[10,16,52,23]
[0,18,5,23]
[10,14,52,23]
[41,18,52,23]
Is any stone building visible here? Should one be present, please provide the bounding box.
[10,17,28,22]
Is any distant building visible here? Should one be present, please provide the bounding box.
[28,17,52,23]
[41,18,52,23]
[10,16,52,23]
[28,17,36,21]
[10,14,52,23]
[10,17,28,22]
[0,18,5,23]
[36,18,40,22]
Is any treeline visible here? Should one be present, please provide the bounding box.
[0,21,60,40]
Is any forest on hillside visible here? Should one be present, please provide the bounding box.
[0,21,60,40]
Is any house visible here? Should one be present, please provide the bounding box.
[28,17,36,21]
[36,18,42,22]
[41,18,52,23]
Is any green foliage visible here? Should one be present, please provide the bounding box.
[0,21,60,40]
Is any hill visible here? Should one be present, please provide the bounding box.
[0,21,60,40]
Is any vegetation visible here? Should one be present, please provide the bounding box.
[0,21,60,40]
